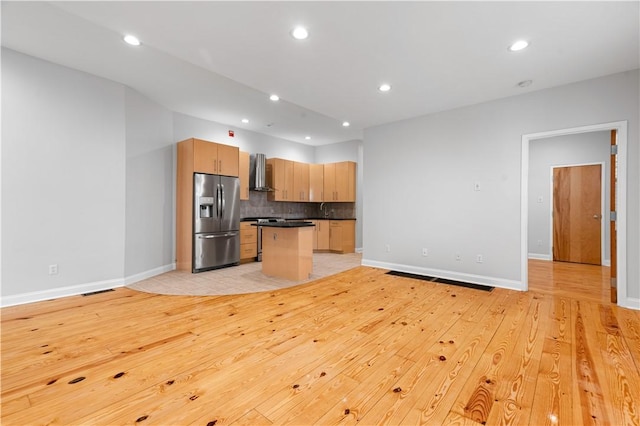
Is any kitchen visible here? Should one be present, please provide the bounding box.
[176,137,357,280]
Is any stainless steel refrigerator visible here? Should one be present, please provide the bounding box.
[193,173,240,272]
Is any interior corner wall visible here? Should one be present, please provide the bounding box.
[124,88,175,280]
[528,131,611,261]
[362,70,639,299]
[1,48,126,301]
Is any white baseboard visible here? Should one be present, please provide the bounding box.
[1,278,124,308]
[361,258,524,291]
[124,263,175,286]
[528,253,551,261]
[356,247,363,254]
[1,263,176,308]
[619,297,640,311]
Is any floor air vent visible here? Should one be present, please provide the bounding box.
[81,289,115,297]
[386,271,494,292]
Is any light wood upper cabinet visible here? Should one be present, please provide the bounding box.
[217,143,240,177]
[267,158,294,201]
[324,161,356,202]
[309,163,324,202]
[293,162,310,202]
[267,158,355,203]
[187,138,239,177]
[239,151,250,200]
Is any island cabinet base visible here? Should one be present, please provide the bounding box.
[262,226,314,281]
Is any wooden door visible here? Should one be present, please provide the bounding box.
[552,164,602,265]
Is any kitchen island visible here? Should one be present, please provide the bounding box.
[254,222,315,281]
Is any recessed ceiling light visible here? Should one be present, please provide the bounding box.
[508,40,529,52]
[241,118,249,124]
[270,94,280,101]
[123,34,141,46]
[291,26,309,40]
[517,79,533,88]
[342,121,350,127]
[305,136,311,140]
[378,83,392,92]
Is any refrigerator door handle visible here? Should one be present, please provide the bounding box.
[220,184,226,218]
[216,184,222,218]
[198,232,238,239]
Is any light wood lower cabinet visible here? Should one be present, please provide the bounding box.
[329,220,355,253]
[311,219,354,253]
[240,222,257,262]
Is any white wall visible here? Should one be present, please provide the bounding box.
[528,131,610,261]
[1,48,126,303]
[124,89,175,281]
[363,70,638,307]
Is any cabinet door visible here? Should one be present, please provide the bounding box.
[317,220,330,250]
[267,158,294,201]
[217,143,239,177]
[329,223,343,251]
[323,163,336,201]
[194,139,218,174]
[309,164,324,202]
[293,162,309,201]
[239,151,250,200]
[334,162,350,201]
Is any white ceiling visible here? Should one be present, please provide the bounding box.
[2,1,638,146]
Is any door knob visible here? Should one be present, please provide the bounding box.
[593,214,601,219]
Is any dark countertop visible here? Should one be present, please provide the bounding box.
[241,217,356,222]
[250,221,315,228]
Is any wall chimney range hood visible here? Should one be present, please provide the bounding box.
[250,153,274,192]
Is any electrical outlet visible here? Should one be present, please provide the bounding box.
[422,248,428,257]
[48,264,58,275]
[474,181,481,191]
[455,254,461,261]
[385,244,391,253]
[537,240,543,246]
[476,254,483,263]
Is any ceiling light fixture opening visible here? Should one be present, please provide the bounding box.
[123,35,141,46]
[241,118,249,124]
[342,121,350,127]
[508,40,529,52]
[269,94,280,101]
[305,136,311,140]
[517,79,533,88]
[291,26,309,40]
[378,83,392,92]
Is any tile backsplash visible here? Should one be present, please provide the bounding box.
[241,191,355,219]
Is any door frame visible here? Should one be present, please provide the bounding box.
[521,121,627,306]
[549,162,606,265]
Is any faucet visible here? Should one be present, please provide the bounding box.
[320,202,329,218]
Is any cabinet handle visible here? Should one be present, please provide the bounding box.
[273,233,277,240]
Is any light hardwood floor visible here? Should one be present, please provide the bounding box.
[2,261,638,425]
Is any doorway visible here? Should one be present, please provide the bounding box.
[521,121,627,306]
